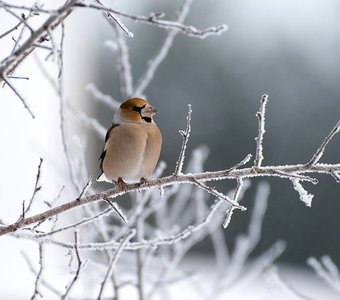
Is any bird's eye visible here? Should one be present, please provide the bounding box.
[131,106,141,112]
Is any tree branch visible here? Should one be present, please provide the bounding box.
[133,0,194,96]
[174,104,192,175]
[62,231,83,300]
[74,2,227,39]
[97,230,136,299]
[1,162,339,237]
[0,0,77,83]
[254,94,268,167]
[306,120,340,166]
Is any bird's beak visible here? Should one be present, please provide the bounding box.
[141,104,158,117]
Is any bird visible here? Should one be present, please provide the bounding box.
[97,98,162,189]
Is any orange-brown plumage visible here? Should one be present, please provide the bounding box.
[97,98,162,185]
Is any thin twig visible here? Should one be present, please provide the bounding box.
[192,178,246,211]
[24,158,43,216]
[57,27,78,190]
[62,231,83,300]
[174,104,192,175]
[254,94,268,167]
[307,120,340,166]
[227,154,252,172]
[22,250,63,297]
[4,7,34,33]
[103,196,128,223]
[35,206,112,238]
[30,243,44,300]
[266,266,314,300]
[86,82,120,111]
[2,75,35,118]
[273,170,318,184]
[76,177,93,201]
[97,230,136,299]
[307,256,340,292]
[7,75,29,80]
[221,182,270,288]
[223,178,246,228]
[102,0,133,98]
[20,201,225,251]
[291,179,314,207]
[96,0,133,37]
[133,0,194,95]
[331,171,340,183]
[0,19,23,39]
[67,102,106,139]
[136,205,145,300]
[225,240,286,297]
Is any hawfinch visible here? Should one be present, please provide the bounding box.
[97,98,162,188]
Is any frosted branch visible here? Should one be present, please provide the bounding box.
[307,120,340,166]
[30,243,44,300]
[23,250,62,297]
[133,0,194,95]
[192,178,246,211]
[227,154,252,172]
[273,170,318,184]
[174,104,192,175]
[1,162,339,236]
[97,229,136,299]
[76,177,92,201]
[75,2,227,39]
[331,171,340,183]
[291,179,314,207]
[62,231,83,300]
[17,201,224,251]
[254,94,268,167]
[226,182,270,285]
[266,266,314,300]
[0,17,22,39]
[2,75,35,118]
[96,0,133,37]
[23,158,43,217]
[35,206,113,238]
[67,102,106,139]
[0,0,77,83]
[226,240,286,296]
[102,196,128,224]
[102,1,134,98]
[3,6,34,33]
[307,256,340,292]
[222,206,237,229]
[86,82,120,111]
[223,178,249,228]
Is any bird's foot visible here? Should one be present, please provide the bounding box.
[117,177,128,191]
[138,177,149,187]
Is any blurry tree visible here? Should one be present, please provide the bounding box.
[0,0,339,299]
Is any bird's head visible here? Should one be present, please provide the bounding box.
[114,98,158,124]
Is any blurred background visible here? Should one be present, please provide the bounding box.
[0,0,340,298]
[86,0,340,265]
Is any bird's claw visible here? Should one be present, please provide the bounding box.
[138,177,149,187]
[117,177,128,191]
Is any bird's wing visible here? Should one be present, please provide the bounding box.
[97,123,119,181]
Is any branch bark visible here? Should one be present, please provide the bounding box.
[1,162,339,237]
[0,0,77,83]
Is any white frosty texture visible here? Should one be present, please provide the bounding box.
[292,179,314,207]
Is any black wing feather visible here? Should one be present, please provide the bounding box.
[98,124,119,175]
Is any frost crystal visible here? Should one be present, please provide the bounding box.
[292,179,314,207]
